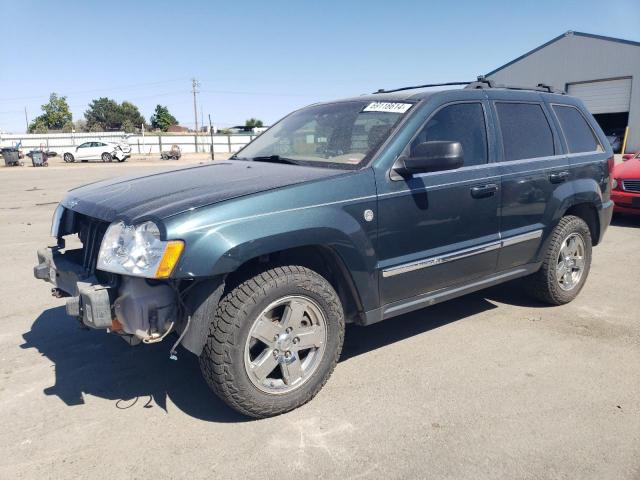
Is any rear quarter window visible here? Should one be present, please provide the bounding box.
[552,105,602,153]
[496,102,555,161]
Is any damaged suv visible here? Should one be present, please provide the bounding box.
[35,78,614,418]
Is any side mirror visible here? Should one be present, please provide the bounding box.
[394,141,463,176]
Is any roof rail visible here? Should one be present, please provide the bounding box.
[373,81,471,94]
[373,76,565,95]
[465,76,565,94]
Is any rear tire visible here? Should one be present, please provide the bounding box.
[525,215,592,305]
[199,266,345,418]
[63,153,74,163]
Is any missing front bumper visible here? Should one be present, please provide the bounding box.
[34,247,115,329]
[34,247,176,336]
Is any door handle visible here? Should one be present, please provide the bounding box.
[549,171,569,183]
[470,183,498,199]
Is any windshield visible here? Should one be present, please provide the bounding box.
[234,100,413,167]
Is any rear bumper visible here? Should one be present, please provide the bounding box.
[597,200,614,243]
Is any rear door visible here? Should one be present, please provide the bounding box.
[377,92,501,305]
[488,92,569,271]
[549,102,608,206]
[87,142,104,160]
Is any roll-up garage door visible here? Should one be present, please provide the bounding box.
[567,78,632,114]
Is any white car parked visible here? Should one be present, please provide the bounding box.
[62,141,131,163]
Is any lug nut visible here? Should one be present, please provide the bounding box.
[274,334,279,341]
[286,327,293,334]
[273,349,279,357]
[285,351,291,358]
[293,337,299,344]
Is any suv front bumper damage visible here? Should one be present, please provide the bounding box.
[34,247,176,340]
[34,247,114,329]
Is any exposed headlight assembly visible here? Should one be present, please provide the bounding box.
[97,221,184,278]
[50,204,64,237]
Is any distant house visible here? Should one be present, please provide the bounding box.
[228,125,270,134]
[167,125,189,133]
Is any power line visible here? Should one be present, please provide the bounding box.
[0,78,188,103]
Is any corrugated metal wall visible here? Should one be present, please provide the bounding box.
[487,32,640,152]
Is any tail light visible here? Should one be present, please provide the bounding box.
[607,156,615,190]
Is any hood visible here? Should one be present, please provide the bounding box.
[614,158,640,179]
[62,161,346,222]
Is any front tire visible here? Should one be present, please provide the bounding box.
[199,266,345,418]
[63,153,74,163]
[101,152,112,162]
[525,215,592,305]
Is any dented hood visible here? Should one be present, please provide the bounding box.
[62,160,345,222]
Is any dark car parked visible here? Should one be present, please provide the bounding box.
[34,78,614,418]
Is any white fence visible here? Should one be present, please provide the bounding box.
[0,131,255,154]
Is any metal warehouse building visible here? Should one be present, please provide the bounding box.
[486,31,640,153]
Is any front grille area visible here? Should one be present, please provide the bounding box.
[77,215,109,274]
[622,179,640,193]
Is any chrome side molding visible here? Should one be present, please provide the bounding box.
[382,229,543,278]
[500,229,543,247]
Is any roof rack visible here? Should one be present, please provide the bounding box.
[374,81,471,94]
[465,76,565,94]
[373,76,565,95]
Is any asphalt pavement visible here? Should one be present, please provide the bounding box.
[0,159,638,479]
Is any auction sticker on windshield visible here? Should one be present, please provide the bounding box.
[362,102,413,113]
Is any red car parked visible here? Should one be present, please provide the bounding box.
[612,153,640,215]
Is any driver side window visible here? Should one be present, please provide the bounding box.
[411,103,488,167]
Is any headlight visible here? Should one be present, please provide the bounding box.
[51,204,64,237]
[97,221,184,278]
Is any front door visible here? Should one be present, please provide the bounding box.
[376,96,501,306]
[75,142,92,160]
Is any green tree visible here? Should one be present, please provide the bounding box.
[121,119,135,133]
[120,101,145,129]
[245,118,264,128]
[85,97,146,131]
[28,93,72,132]
[150,104,178,131]
[61,120,74,133]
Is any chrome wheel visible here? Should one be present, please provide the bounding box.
[244,295,327,394]
[556,233,586,291]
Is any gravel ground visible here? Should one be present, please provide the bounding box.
[0,161,638,480]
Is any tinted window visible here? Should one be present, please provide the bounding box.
[496,103,554,160]
[412,103,488,166]
[553,105,601,153]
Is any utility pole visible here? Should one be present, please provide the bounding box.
[192,78,200,152]
[24,107,29,132]
[209,114,214,161]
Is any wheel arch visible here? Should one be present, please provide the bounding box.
[223,244,367,324]
[563,202,600,246]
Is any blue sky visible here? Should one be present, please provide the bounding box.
[1,0,639,133]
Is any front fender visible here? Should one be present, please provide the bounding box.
[165,169,379,311]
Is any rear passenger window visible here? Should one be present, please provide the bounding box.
[496,103,555,161]
[552,105,601,153]
[412,103,487,167]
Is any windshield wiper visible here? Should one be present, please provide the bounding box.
[250,155,299,165]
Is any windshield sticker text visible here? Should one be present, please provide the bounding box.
[362,102,412,114]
